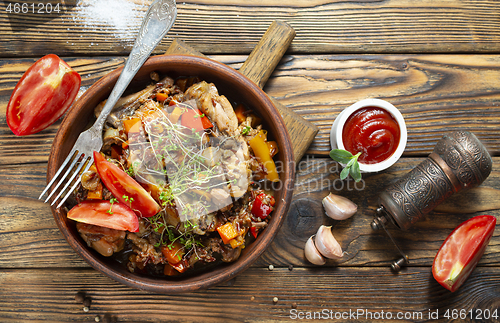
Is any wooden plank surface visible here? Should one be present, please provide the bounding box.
[1,267,499,322]
[1,158,499,269]
[266,54,500,156]
[1,54,499,165]
[1,1,499,321]
[1,0,500,57]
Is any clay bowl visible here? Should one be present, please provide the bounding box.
[48,55,295,293]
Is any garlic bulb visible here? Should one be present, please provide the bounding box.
[315,225,343,259]
[304,235,326,265]
[322,193,357,220]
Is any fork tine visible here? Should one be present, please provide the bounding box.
[50,154,90,206]
[57,161,92,209]
[39,149,78,200]
[44,151,81,203]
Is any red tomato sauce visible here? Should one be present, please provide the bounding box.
[342,107,400,164]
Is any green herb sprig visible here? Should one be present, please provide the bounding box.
[329,149,362,182]
[122,195,134,208]
[107,198,118,214]
[241,126,251,136]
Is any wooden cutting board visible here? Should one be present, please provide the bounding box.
[164,21,318,165]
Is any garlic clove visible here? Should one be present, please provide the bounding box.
[315,225,343,259]
[322,193,357,220]
[304,235,326,265]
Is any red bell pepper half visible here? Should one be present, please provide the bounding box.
[432,215,496,292]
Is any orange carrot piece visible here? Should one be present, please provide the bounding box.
[123,118,142,135]
[156,92,169,102]
[267,141,279,158]
[86,182,103,200]
[164,263,180,276]
[234,104,247,124]
[217,223,238,244]
[229,235,245,249]
[161,241,184,265]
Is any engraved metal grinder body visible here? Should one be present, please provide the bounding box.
[371,131,493,270]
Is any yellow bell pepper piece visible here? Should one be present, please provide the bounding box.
[229,236,245,249]
[169,107,183,124]
[249,132,279,182]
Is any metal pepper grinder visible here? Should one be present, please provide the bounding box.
[371,131,493,271]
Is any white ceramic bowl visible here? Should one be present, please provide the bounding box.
[330,98,407,173]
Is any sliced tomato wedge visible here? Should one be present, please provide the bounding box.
[93,151,161,218]
[180,107,213,132]
[67,200,139,232]
[432,215,496,292]
[7,54,81,136]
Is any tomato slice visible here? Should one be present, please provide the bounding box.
[180,108,213,132]
[93,151,161,218]
[432,215,496,292]
[7,54,81,136]
[67,200,139,232]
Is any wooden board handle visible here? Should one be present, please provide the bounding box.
[167,20,294,89]
[164,39,203,56]
[239,21,295,89]
[165,22,319,164]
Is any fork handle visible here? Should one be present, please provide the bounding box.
[93,0,177,134]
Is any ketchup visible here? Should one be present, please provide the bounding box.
[342,107,400,164]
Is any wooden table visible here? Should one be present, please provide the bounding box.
[1,1,499,322]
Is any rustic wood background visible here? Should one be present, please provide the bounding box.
[1,0,499,322]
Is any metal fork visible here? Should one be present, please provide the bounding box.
[39,0,177,208]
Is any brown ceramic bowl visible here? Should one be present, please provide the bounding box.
[48,55,294,293]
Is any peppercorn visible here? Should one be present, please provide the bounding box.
[83,297,92,307]
[75,292,85,303]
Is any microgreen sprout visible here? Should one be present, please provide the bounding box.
[148,213,203,255]
[241,126,251,135]
[107,198,118,214]
[128,102,238,257]
[329,149,362,182]
[126,164,136,176]
[122,195,134,208]
[159,186,175,207]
